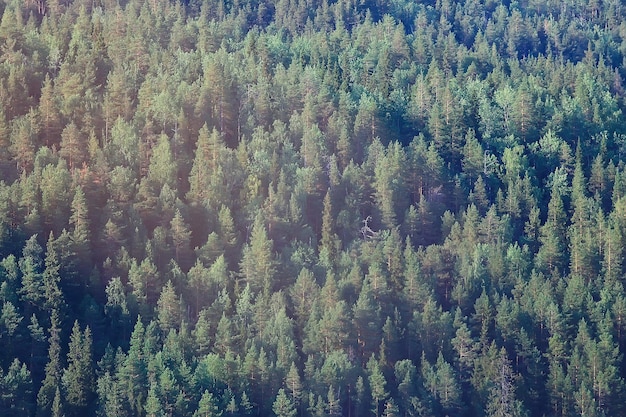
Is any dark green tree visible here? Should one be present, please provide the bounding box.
[118,318,148,416]
[62,322,94,416]
[367,355,389,417]
[37,310,62,417]
[42,233,65,314]
[536,184,568,274]
[0,358,34,416]
[319,190,340,270]
[19,235,44,311]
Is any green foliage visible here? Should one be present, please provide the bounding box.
[272,388,296,417]
[62,321,94,414]
[239,213,276,297]
[0,358,33,416]
[0,1,626,416]
[367,354,389,417]
[37,310,62,417]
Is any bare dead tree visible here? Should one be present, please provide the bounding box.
[360,216,380,240]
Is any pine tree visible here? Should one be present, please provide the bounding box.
[95,364,129,417]
[373,142,408,230]
[38,74,62,148]
[568,195,599,281]
[486,348,526,417]
[353,279,382,358]
[434,352,462,412]
[290,268,319,331]
[285,362,303,407]
[62,322,94,415]
[512,83,536,141]
[37,310,62,417]
[107,118,140,170]
[217,205,238,265]
[169,209,192,270]
[536,184,567,274]
[602,216,623,284]
[194,390,222,417]
[128,258,160,318]
[0,301,22,347]
[240,391,254,415]
[367,355,389,417]
[585,318,625,415]
[574,383,597,417]
[353,93,381,163]
[144,382,164,417]
[313,293,350,355]
[239,214,276,297]
[156,281,182,335]
[272,388,297,417]
[462,129,485,182]
[326,386,342,417]
[10,110,39,174]
[394,359,425,417]
[28,313,47,377]
[451,312,477,377]
[213,313,236,355]
[187,260,212,317]
[319,190,340,270]
[119,318,148,416]
[40,161,72,235]
[402,239,430,312]
[69,186,91,278]
[103,69,134,126]
[52,387,65,417]
[382,398,399,417]
[42,233,65,314]
[225,395,239,416]
[59,122,87,171]
[147,134,177,191]
[187,125,223,205]
[104,277,130,343]
[193,309,213,356]
[0,358,33,415]
[547,354,573,416]
[589,153,607,199]
[19,235,44,311]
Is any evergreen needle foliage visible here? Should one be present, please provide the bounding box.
[1,0,626,416]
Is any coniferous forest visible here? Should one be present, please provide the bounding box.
[4,0,626,416]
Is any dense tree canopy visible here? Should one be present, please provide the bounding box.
[1,0,626,416]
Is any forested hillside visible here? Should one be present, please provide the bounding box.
[2,0,626,416]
